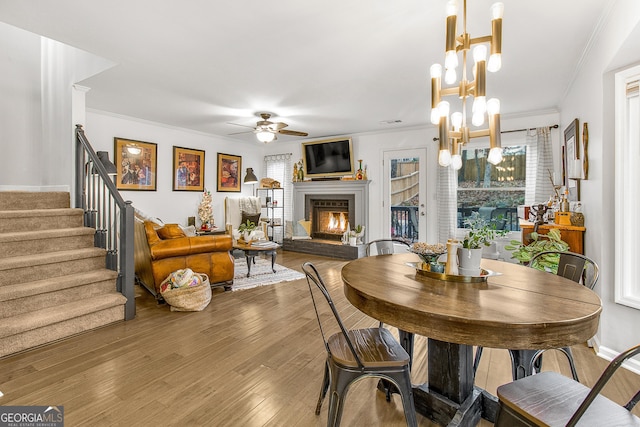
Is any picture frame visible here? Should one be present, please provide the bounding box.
[217,153,241,192]
[563,118,580,201]
[114,137,157,191]
[173,146,205,191]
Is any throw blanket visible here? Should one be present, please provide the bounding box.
[239,197,260,215]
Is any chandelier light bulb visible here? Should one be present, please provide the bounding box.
[472,111,485,127]
[451,154,463,170]
[445,51,458,71]
[438,100,450,117]
[491,2,504,20]
[431,108,441,125]
[439,149,452,167]
[472,96,486,114]
[487,98,501,115]
[445,67,457,84]
[451,112,462,130]
[446,0,458,16]
[488,54,502,72]
[487,147,503,165]
[473,45,487,63]
[430,63,442,78]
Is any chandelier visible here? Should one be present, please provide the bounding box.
[431,0,504,169]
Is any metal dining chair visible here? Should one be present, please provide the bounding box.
[474,251,600,381]
[495,343,640,426]
[302,262,417,427]
[365,238,410,256]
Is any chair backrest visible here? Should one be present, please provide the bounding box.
[302,262,364,367]
[567,343,640,426]
[366,238,410,256]
[530,251,599,289]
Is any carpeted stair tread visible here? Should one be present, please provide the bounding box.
[0,191,70,210]
[0,227,94,243]
[0,208,83,219]
[0,293,127,339]
[0,269,118,302]
[0,247,106,271]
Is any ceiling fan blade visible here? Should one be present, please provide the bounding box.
[278,129,308,137]
[269,122,288,130]
[228,130,254,135]
[227,122,255,129]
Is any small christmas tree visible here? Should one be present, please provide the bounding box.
[198,189,214,229]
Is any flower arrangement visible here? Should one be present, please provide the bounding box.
[198,189,214,227]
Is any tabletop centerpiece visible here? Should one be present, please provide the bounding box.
[410,242,446,272]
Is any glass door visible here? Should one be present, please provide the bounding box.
[383,149,428,242]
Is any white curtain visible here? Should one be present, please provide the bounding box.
[437,165,458,243]
[263,153,293,222]
[524,127,554,206]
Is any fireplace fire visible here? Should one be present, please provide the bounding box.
[307,196,354,241]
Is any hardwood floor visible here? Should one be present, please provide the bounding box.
[1,250,638,426]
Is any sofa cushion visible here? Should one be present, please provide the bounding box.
[157,224,187,240]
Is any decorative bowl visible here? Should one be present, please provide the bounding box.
[409,242,446,264]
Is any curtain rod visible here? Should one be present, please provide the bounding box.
[501,124,559,134]
[432,124,559,141]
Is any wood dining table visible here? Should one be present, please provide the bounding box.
[341,253,602,427]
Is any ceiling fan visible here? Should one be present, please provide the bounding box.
[228,112,308,143]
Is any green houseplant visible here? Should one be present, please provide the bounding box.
[238,220,257,241]
[461,212,508,249]
[504,228,570,271]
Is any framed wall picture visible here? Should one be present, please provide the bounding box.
[217,153,241,192]
[563,118,580,201]
[114,137,157,191]
[173,146,205,191]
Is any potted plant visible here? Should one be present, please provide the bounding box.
[504,228,570,271]
[350,224,365,245]
[238,220,257,242]
[459,212,508,274]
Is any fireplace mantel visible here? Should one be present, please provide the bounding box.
[292,180,370,239]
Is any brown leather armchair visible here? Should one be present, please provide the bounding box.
[135,219,234,296]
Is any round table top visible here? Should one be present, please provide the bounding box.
[232,241,280,251]
[341,253,602,349]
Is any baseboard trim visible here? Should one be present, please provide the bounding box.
[595,339,640,375]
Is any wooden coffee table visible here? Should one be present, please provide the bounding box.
[233,241,280,277]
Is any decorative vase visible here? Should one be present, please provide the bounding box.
[349,236,357,246]
[457,247,483,276]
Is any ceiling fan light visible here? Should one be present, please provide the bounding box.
[256,130,275,143]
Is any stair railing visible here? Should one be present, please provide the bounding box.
[74,125,135,320]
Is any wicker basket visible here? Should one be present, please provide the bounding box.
[160,270,211,312]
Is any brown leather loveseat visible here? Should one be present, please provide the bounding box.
[135,219,234,296]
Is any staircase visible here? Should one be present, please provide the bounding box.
[0,191,127,358]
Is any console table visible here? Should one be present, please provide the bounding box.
[519,220,586,254]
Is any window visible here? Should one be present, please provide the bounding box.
[457,143,526,231]
[615,65,640,309]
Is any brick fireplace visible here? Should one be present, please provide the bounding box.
[285,180,370,259]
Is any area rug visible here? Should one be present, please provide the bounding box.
[232,257,305,291]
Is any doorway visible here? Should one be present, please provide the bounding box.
[383,149,429,242]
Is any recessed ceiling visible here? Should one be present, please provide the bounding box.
[0,0,610,143]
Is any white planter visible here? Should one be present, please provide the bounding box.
[349,236,357,246]
[457,247,483,276]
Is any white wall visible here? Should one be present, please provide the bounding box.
[86,111,265,227]
[0,22,43,187]
[559,0,640,356]
[264,110,560,244]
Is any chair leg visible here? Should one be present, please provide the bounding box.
[327,365,358,427]
[473,346,484,374]
[387,370,418,427]
[558,346,580,382]
[316,360,330,415]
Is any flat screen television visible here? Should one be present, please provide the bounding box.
[302,137,354,179]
